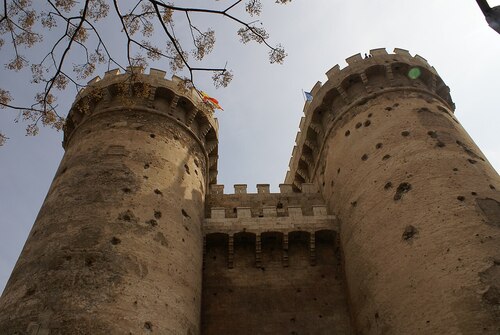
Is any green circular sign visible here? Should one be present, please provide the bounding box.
[408,67,421,80]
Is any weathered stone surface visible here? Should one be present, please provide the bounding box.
[0,71,217,334]
[286,49,500,334]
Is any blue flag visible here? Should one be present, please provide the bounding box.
[304,91,313,101]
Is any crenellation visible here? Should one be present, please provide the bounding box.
[262,206,277,217]
[414,54,429,66]
[325,64,341,80]
[234,184,247,194]
[288,205,303,217]
[393,47,412,57]
[286,48,455,190]
[256,184,270,194]
[345,53,363,65]
[236,207,252,218]
[310,81,323,97]
[125,65,144,74]
[87,75,101,85]
[62,69,220,185]
[210,184,224,195]
[369,47,388,56]
[211,207,226,219]
[149,68,166,78]
[104,68,120,77]
[279,183,294,193]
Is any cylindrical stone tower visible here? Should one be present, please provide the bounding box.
[0,68,218,333]
[286,48,499,334]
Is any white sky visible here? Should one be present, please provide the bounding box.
[1,0,499,294]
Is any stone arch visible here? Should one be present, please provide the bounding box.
[261,231,283,268]
[174,96,194,123]
[288,230,311,267]
[391,62,413,86]
[416,67,434,90]
[340,73,366,100]
[205,233,229,269]
[193,112,210,140]
[365,64,387,88]
[298,158,310,181]
[315,229,337,265]
[322,87,343,118]
[153,86,175,114]
[234,232,256,268]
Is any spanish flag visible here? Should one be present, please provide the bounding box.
[200,91,223,111]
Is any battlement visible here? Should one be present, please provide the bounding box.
[208,183,317,195]
[285,48,456,190]
[63,67,219,184]
[206,183,323,217]
[205,183,335,228]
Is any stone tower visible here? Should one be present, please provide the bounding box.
[0,48,499,335]
[286,48,500,334]
[0,68,219,333]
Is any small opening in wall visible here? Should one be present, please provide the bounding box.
[182,209,191,218]
[144,321,153,331]
[436,141,446,148]
[146,219,158,227]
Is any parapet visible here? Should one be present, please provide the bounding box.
[63,67,219,184]
[208,183,318,195]
[204,183,338,236]
[205,183,323,218]
[285,48,455,190]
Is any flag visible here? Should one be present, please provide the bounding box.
[200,91,223,110]
[304,91,313,102]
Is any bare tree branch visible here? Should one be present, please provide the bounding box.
[0,0,289,144]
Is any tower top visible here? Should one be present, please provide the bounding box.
[285,48,455,190]
[63,67,219,184]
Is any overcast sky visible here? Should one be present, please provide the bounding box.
[1,0,499,294]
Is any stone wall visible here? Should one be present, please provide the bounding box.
[201,185,352,334]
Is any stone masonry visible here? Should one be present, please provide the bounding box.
[0,48,498,334]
